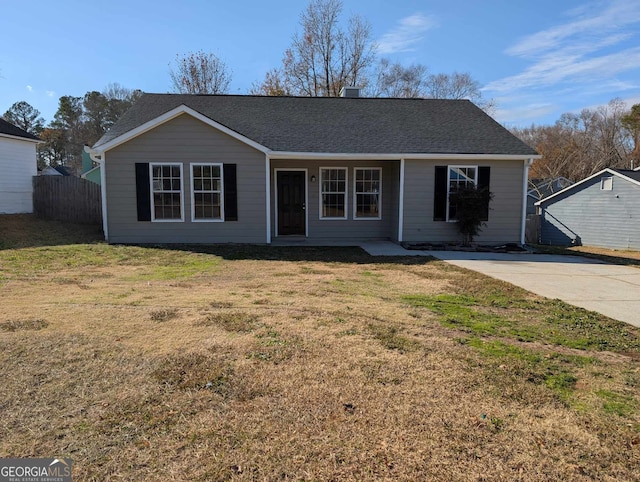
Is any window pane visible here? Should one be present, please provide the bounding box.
[354,169,381,218]
[447,166,477,220]
[320,169,347,218]
[194,190,221,220]
[151,164,182,220]
[356,194,379,217]
[322,194,345,217]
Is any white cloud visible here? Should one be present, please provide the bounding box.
[46,91,55,97]
[492,98,559,126]
[26,85,33,92]
[506,1,640,58]
[377,13,437,54]
[485,47,640,93]
[484,0,640,125]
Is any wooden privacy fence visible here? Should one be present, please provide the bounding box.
[33,176,102,225]
[525,214,540,244]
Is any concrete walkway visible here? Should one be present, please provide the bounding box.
[359,241,640,327]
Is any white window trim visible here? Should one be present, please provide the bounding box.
[150,162,184,222]
[353,167,382,220]
[319,167,348,220]
[190,163,225,223]
[446,165,478,223]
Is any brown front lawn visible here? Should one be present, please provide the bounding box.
[1,216,639,480]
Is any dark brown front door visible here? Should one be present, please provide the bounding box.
[277,171,306,236]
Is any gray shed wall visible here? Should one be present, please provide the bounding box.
[402,159,525,244]
[105,114,267,244]
[540,173,640,250]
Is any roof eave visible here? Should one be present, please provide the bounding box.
[269,152,541,161]
[0,133,42,144]
[92,104,270,155]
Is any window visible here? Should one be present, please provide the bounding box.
[320,168,347,219]
[601,176,613,191]
[447,166,477,221]
[354,168,382,219]
[191,163,224,221]
[150,163,183,221]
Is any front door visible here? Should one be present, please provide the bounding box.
[277,171,306,236]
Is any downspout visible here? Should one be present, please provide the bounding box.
[520,158,534,246]
[84,145,108,241]
[265,154,271,244]
[398,159,405,243]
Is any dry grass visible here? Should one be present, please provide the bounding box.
[1,217,640,480]
[534,243,640,268]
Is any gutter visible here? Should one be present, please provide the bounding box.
[84,145,108,241]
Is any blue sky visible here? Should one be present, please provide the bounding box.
[1,0,639,127]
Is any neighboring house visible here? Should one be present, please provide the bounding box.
[0,118,40,214]
[81,150,101,185]
[41,165,73,176]
[87,93,540,245]
[536,168,640,250]
[527,177,573,215]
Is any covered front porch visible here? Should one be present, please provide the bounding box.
[269,159,401,243]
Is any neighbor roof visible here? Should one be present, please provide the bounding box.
[94,93,539,156]
[536,168,640,206]
[615,169,640,182]
[0,118,40,141]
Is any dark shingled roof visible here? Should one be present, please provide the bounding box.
[94,93,538,156]
[615,169,640,182]
[0,118,40,141]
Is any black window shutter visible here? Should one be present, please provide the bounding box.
[478,166,491,221]
[135,163,151,221]
[433,166,447,221]
[224,163,238,221]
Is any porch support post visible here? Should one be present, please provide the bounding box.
[520,158,534,245]
[266,154,271,244]
[398,158,405,242]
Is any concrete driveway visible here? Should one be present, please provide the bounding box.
[423,251,640,327]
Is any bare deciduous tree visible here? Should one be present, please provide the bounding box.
[250,68,290,96]
[512,98,635,182]
[369,59,428,98]
[280,0,375,97]
[426,72,494,114]
[170,51,232,95]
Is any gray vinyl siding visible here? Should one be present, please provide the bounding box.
[270,160,400,241]
[402,159,525,244]
[540,174,640,250]
[105,114,266,244]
